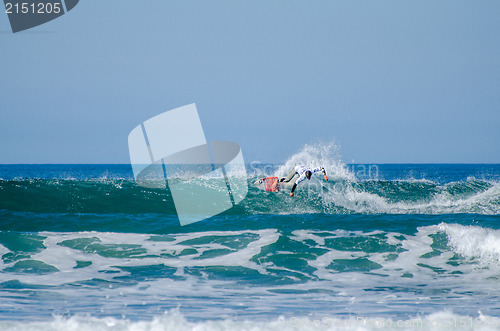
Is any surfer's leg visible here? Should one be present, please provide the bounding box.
[280,169,297,182]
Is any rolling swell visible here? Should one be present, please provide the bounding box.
[0,176,498,216]
[0,179,176,214]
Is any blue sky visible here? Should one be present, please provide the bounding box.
[1,0,499,164]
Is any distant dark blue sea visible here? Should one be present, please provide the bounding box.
[1,145,499,330]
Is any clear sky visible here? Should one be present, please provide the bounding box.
[1,0,499,164]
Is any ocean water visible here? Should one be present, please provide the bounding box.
[0,144,499,330]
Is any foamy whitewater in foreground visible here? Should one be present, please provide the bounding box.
[0,144,499,330]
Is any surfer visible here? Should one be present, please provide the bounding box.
[280,166,328,197]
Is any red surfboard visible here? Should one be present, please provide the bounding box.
[255,177,281,192]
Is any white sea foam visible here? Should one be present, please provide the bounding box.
[439,223,500,266]
[288,224,500,299]
[5,224,496,293]
[2,225,500,322]
[0,310,498,331]
[319,180,500,215]
[1,229,280,287]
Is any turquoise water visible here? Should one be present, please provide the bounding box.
[0,147,499,330]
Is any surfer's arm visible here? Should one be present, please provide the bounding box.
[312,167,328,181]
[290,183,297,197]
[312,167,326,175]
